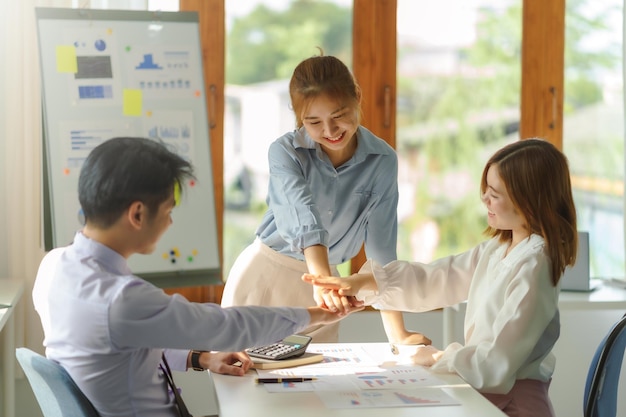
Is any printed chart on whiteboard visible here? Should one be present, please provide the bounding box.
[36,8,219,281]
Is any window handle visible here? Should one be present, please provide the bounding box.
[383,85,391,129]
[208,84,217,129]
[549,86,557,130]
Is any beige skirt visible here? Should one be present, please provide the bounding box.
[221,238,340,342]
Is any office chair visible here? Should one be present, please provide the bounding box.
[584,313,626,417]
[15,347,100,417]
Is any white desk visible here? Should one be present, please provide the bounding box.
[558,281,626,310]
[210,343,505,417]
[0,280,24,417]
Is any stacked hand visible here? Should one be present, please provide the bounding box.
[313,284,364,314]
[304,272,437,356]
[303,273,371,314]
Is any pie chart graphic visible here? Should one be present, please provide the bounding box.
[94,39,106,51]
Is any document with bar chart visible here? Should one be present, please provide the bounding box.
[317,388,460,409]
[255,343,460,408]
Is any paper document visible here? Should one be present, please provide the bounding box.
[318,388,460,409]
[255,343,460,408]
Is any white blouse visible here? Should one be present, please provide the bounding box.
[360,234,560,394]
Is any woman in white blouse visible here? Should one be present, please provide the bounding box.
[304,138,578,417]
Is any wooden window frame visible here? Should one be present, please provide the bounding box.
[172,0,225,302]
[351,0,564,274]
[178,0,564,301]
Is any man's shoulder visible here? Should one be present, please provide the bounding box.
[36,247,68,280]
[44,246,68,260]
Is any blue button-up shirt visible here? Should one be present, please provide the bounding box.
[257,126,398,265]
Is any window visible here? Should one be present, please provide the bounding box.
[563,0,624,277]
[396,0,521,262]
[223,0,353,278]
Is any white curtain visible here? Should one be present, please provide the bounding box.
[0,0,73,352]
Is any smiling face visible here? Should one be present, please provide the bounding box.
[482,164,528,242]
[302,94,359,167]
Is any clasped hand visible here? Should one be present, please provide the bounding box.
[303,273,365,314]
[303,272,435,349]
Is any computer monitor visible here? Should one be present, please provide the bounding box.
[561,231,597,292]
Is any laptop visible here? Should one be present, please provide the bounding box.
[561,231,598,292]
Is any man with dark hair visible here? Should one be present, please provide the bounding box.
[33,137,361,417]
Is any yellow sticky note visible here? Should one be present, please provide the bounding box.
[56,45,77,73]
[174,182,181,206]
[123,89,142,116]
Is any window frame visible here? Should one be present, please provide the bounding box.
[179,0,565,301]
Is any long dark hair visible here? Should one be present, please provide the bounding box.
[481,138,577,285]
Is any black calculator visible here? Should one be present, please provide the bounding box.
[246,334,312,360]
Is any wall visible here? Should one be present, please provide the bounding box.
[0,0,73,355]
[552,309,626,417]
[338,310,451,347]
[0,0,10,280]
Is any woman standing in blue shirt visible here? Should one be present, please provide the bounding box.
[221,54,429,344]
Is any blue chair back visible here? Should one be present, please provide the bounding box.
[16,347,100,417]
[584,313,626,417]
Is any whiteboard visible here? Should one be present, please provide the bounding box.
[36,8,220,285]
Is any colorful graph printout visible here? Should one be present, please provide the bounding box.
[256,342,461,408]
[316,388,460,409]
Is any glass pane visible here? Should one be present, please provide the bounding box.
[224,0,353,278]
[76,0,178,10]
[396,0,521,262]
[563,0,624,278]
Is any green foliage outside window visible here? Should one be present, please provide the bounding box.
[224,0,620,273]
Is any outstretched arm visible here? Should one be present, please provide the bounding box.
[194,300,365,376]
[302,272,376,296]
[302,272,375,314]
[303,246,364,312]
[306,304,364,324]
[303,273,431,345]
[303,245,334,308]
[380,310,432,346]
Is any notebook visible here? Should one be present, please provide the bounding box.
[561,231,598,292]
[251,352,324,370]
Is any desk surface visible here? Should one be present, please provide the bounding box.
[0,280,24,331]
[0,279,24,417]
[0,308,9,336]
[211,343,505,417]
[0,279,25,306]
